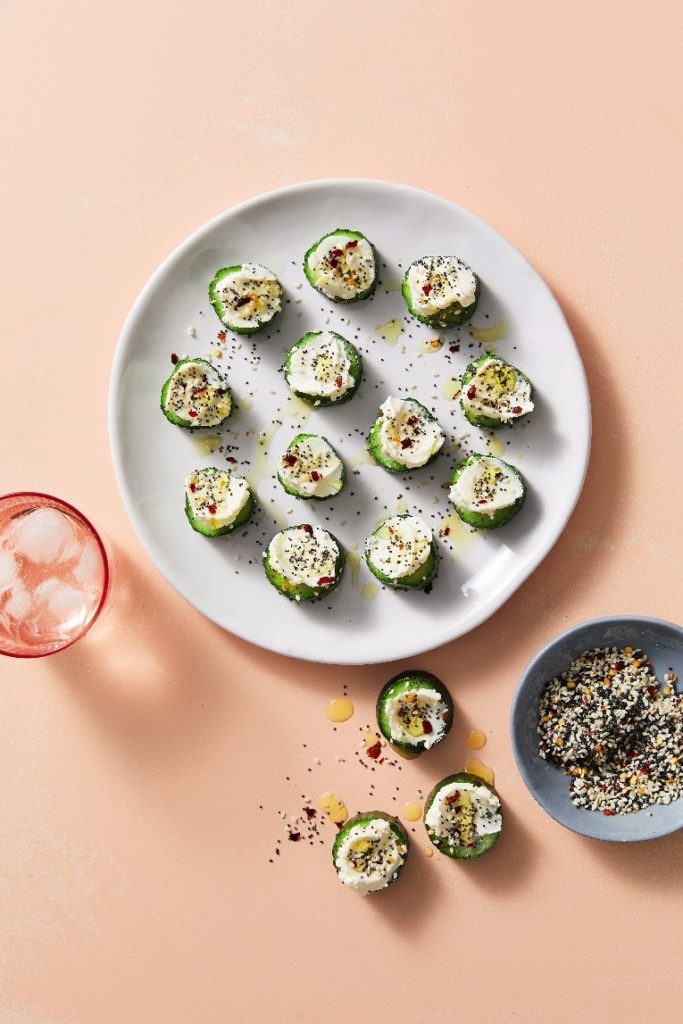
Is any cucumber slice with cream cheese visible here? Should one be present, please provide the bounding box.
[460,353,534,429]
[263,524,345,602]
[283,331,362,407]
[376,671,453,753]
[368,395,444,472]
[304,229,376,303]
[161,358,232,429]
[185,467,253,536]
[449,453,526,529]
[365,514,438,590]
[402,255,480,328]
[332,812,409,894]
[209,263,282,335]
[277,434,345,501]
[424,773,502,860]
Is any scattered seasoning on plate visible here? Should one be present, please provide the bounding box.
[538,647,682,814]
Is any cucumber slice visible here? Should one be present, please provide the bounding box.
[263,524,345,602]
[160,358,231,430]
[460,353,534,429]
[449,453,526,529]
[209,263,282,335]
[283,331,362,406]
[376,670,453,753]
[332,812,409,894]
[185,467,254,536]
[304,229,376,303]
[277,434,345,501]
[402,255,480,328]
[424,773,502,860]
[368,396,444,472]
[365,514,438,590]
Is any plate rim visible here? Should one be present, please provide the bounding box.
[108,177,592,664]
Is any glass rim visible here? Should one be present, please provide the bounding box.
[0,491,111,659]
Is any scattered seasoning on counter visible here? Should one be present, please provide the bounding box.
[538,647,682,814]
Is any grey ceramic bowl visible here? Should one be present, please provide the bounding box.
[510,616,682,842]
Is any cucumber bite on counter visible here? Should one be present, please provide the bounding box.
[332,813,409,894]
[449,454,526,529]
[402,255,480,327]
[277,434,345,500]
[304,229,376,302]
[368,396,445,472]
[376,671,453,753]
[263,524,345,602]
[209,263,282,334]
[424,773,502,860]
[161,358,232,429]
[283,331,362,406]
[365,514,438,590]
[185,467,253,536]
[460,353,534,429]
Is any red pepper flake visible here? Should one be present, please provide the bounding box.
[317,576,335,587]
[234,295,252,308]
[478,499,489,505]
[602,809,617,816]
[512,406,522,415]
[400,437,413,449]
[422,284,432,295]
[311,471,321,482]
[208,503,217,515]
[647,686,658,699]
[466,385,477,400]
[443,526,451,536]
[171,352,179,364]
[226,456,237,464]
[193,386,208,397]
[217,331,226,342]
[422,720,433,734]
[335,374,343,388]
[328,258,339,269]
[366,741,382,760]
[330,248,343,258]
[303,807,316,819]
[288,832,302,842]
[640,763,651,775]
[188,410,198,418]
[345,239,358,249]
[282,453,297,467]
[406,415,418,426]
[615,661,625,671]
[301,524,313,535]
[189,483,196,492]
[444,791,460,806]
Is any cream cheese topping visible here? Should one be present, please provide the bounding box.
[287,332,355,401]
[334,819,406,894]
[406,256,477,316]
[449,457,523,516]
[279,436,343,499]
[425,781,502,843]
[366,514,432,580]
[386,688,449,749]
[266,525,339,588]
[165,360,231,426]
[378,395,445,468]
[214,263,282,330]
[307,234,375,300]
[185,468,250,529]
[461,358,534,422]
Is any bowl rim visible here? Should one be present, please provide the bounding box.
[509,614,683,842]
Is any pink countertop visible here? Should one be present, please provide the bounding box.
[1,3,681,1022]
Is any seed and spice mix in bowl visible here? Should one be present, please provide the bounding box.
[510,616,683,841]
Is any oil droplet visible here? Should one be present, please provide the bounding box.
[487,435,506,458]
[413,336,443,353]
[439,513,477,549]
[346,550,361,587]
[192,433,222,455]
[266,500,289,529]
[441,377,461,401]
[376,319,404,344]
[395,497,408,515]
[364,729,381,749]
[238,396,253,411]
[467,729,487,750]
[280,394,313,424]
[361,582,379,602]
[352,449,378,468]
[468,319,509,344]
[464,757,495,786]
[402,800,422,822]
[392,745,421,760]
[319,792,348,825]
[424,846,434,857]
[327,697,354,723]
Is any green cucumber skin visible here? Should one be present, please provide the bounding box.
[303,229,377,303]
[208,264,281,335]
[423,772,502,860]
[332,812,409,892]
[185,488,254,537]
[367,399,442,473]
[365,527,439,591]
[460,353,534,430]
[376,671,453,752]
[160,358,232,430]
[401,263,480,328]
[283,332,363,407]
[449,453,526,530]
[263,528,345,602]
[276,433,346,501]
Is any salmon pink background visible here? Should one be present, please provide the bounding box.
[1,3,681,1023]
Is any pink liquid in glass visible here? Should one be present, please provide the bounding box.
[0,493,109,657]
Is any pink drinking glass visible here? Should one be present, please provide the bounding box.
[0,492,110,658]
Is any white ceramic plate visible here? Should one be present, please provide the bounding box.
[109,180,590,664]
